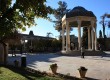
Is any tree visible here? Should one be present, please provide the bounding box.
[53,1,70,38]
[108,21,110,28]
[100,13,108,38]
[100,13,110,49]
[99,30,102,38]
[46,32,53,37]
[107,14,110,18]
[82,27,88,48]
[0,0,53,39]
[106,14,110,28]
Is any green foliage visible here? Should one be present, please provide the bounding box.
[51,39,62,49]
[97,38,105,46]
[53,1,70,37]
[0,0,53,38]
[100,13,110,38]
[99,30,102,38]
[99,13,110,48]
[0,66,62,80]
[1,29,21,42]
[25,38,61,53]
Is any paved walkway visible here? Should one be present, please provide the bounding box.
[8,52,110,80]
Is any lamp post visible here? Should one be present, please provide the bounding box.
[20,39,24,55]
[24,40,27,54]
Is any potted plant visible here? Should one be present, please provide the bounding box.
[50,63,58,74]
[78,66,88,78]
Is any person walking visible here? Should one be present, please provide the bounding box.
[81,46,85,58]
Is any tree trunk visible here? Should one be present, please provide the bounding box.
[0,43,4,64]
[103,23,105,38]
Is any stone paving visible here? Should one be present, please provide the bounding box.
[8,52,110,80]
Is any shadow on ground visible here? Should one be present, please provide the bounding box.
[2,65,43,80]
[85,77,99,80]
[1,65,83,80]
[27,53,63,68]
[27,53,61,63]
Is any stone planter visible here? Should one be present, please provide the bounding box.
[50,63,58,74]
[51,66,57,74]
[78,66,87,78]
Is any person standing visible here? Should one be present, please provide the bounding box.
[81,46,85,58]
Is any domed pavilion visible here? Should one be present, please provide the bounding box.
[62,6,97,53]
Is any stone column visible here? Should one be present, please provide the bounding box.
[68,26,70,50]
[94,26,97,50]
[77,20,81,50]
[88,27,91,49]
[62,26,65,51]
[91,21,95,50]
[66,22,69,51]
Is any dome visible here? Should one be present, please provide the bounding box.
[66,6,96,18]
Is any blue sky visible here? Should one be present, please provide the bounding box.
[22,0,110,38]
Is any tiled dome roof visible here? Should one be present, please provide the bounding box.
[66,6,96,18]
